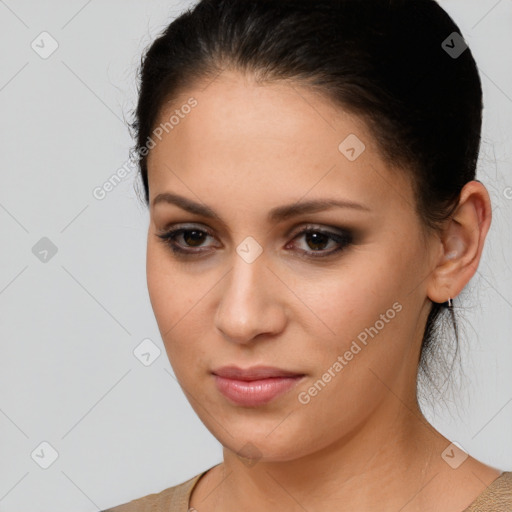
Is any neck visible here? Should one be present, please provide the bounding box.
[211,400,452,511]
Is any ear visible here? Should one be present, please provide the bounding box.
[426,180,492,304]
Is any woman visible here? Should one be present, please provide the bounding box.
[105,0,511,510]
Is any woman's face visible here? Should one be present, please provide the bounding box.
[146,70,437,462]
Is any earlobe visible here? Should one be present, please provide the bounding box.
[426,180,492,304]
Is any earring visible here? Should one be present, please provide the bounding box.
[447,297,453,308]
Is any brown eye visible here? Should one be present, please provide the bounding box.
[287,226,352,258]
[181,229,208,247]
[157,224,352,259]
[304,231,331,251]
[156,226,217,255]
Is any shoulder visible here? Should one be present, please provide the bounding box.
[101,470,207,512]
[464,471,512,512]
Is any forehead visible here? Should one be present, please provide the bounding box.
[147,70,413,215]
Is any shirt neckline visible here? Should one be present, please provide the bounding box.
[186,466,508,511]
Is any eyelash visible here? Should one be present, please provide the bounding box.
[156,224,353,259]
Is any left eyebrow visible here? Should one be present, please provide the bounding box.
[151,192,371,224]
[267,198,371,222]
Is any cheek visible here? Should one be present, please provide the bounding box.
[285,247,418,385]
[146,242,174,328]
[146,241,213,369]
[146,243,190,343]
[285,273,411,446]
[288,261,400,341]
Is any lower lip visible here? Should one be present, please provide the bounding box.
[213,375,305,407]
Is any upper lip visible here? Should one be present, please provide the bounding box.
[212,365,305,381]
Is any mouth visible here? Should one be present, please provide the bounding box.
[212,365,306,407]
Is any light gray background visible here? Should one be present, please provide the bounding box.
[0,1,511,510]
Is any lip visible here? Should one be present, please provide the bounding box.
[212,365,305,380]
[212,366,305,407]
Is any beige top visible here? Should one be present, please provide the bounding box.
[103,467,512,511]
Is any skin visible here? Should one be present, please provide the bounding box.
[145,70,498,511]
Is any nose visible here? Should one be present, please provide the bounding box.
[214,252,287,345]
